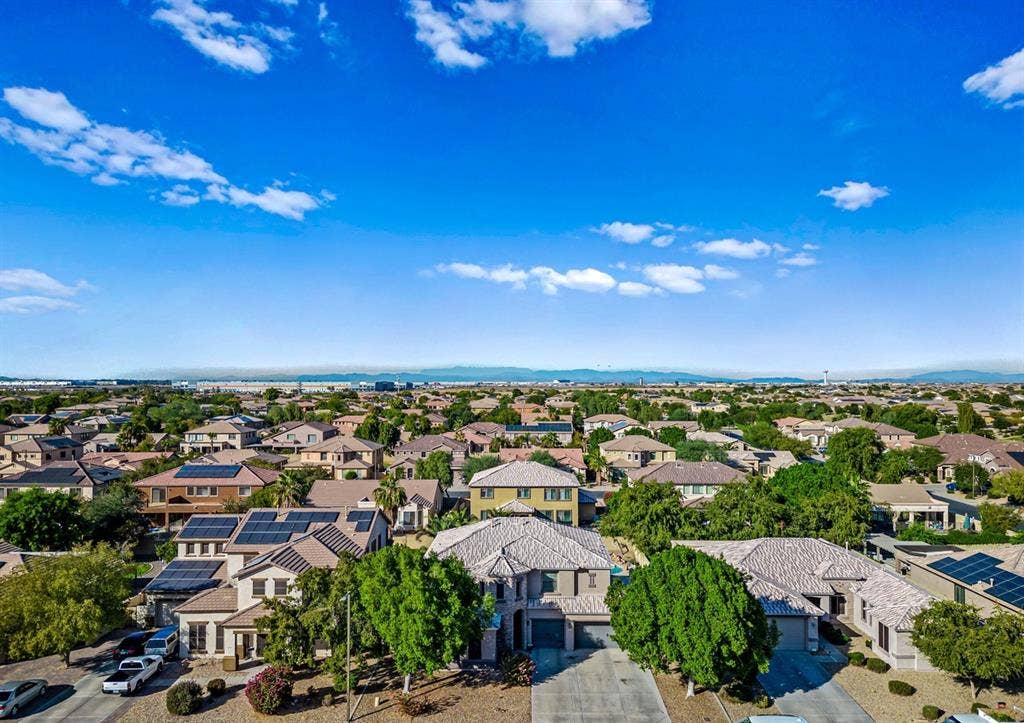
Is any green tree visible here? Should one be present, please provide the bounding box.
[528,450,559,467]
[462,454,503,483]
[908,445,945,479]
[957,403,984,434]
[587,427,615,446]
[953,462,991,496]
[156,539,178,563]
[267,469,311,509]
[826,427,884,480]
[263,387,281,402]
[978,503,1022,535]
[373,476,407,525]
[116,420,149,450]
[600,482,688,556]
[991,470,1024,504]
[738,421,812,457]
[911,601,1024,698]
[0,543,132,665]
[354,414,400,447]
[697,410,720,431]
[358,546,492,692]
[875,451,911,484]
[880,404,939,439]
[607,546,776,697]
[48,418,68,436]
[426,508,474,533]
[674,439,728,463]
[0,489,85,551]
[414,450,453,491]
[657,427,687,448]
[82,482,149,549]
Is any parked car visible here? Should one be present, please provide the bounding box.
[0,680,46,718]
[114,630,155,659]
[738,718,810,723]
[143,624,179,660]
[943,712,1000,723]
[101,656,163,696]
[946,482,958,493]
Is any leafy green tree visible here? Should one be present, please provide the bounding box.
[657,426,687,448]
[912,601,1024,698]
[266,469,312,509]
[0,543,132,665]
[674,439,728,463]
[414,451,453,491]
[991,470,1024,504]
[957,403,984,434]
[373,476,407,524]
[600,483,688,556]
[263,387,281,402]
[354,414,400,447]
[82,482,149,549]
[485,406,521,425]
[0,489,85,551]
[826,427,884,480]
[358,546,492,692]
[879,404,939,438]
[48,418,68,436]
[116,420,149,450]
[426,507,474,533]
[978,503,1022,535]
[953,462,991,496]
[464,452,503,481]
[156,539,178,562]
[528,450,559,467]
[587,427,614,446]
[908,445,945,479]
[875,451,911,484]
[607,546,776,697]
[697,410,720,431]
[738,421,812,457]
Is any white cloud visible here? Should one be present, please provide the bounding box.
[0,86,324,220]
[818,180,889,211]
[0,268,92,297]
[530,266,616,294]
[650,234,674,248]
[152,0,295,74]
[2,88,89,131]
[702,264,739,280]
[0,296,81,314]
[617,281,660,297]
[435,262,528,289]
[693,238,773,259]
[779,252,818,267]
[407,0,650,69]
[963,48,1024,110]
[596,221,654,244]
[642,264,705,294]
[318,2,329,23]
[161,184,201,207]
[802,243,820,250]
[775,268,791,279]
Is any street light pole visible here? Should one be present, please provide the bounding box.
[345,592,352,722]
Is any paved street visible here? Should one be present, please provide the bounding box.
[923,484,982,520]
[531,647,669,723]
[759,651,872,723]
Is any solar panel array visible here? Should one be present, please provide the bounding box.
[174,464,242,479]
[928,552,1024,609]
[178,515,239,540]
[145,559,221,592]
[233,510,340,545]
[505,423,572,432]
[346,509,374,532]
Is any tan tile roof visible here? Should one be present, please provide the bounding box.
[599,436,675,453]
[173,586,239,613]
[305,478,441,508]
[134,463,279,488]
[221,601,268,628]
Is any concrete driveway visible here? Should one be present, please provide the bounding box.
[759,651,871,723]
[531,647,669,723]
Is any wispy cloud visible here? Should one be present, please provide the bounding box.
[818,180,889,211]
[0,268,93,315]
[617,281,661,297]
[693,238,785,259]
[596,220,691,247]
[406,0,651,69]
[963,48,1024,110]
[779,252,818,267]
[641,264,705,294]
[702,264,739,280]
[0,86,326,220]
[152,0,292,74]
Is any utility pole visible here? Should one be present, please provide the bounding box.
[345,592,352,722]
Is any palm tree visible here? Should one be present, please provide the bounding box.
[269,469,306,509]
[373,476,407,527]
[48,418,68,436]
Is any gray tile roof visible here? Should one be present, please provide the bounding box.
[633,460,745,486]
[529,594,609,616]
[468,460,579,488]
[429,517,611,578]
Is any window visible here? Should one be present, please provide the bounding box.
[274,579,288,596]
[252,579,266,597]
[286,434,295,441]
[692,484,705,495]
[954,584,966,604]
[151,488,166,503]
[480,510,491,520]
[496,583,504,600]
[861,599,868,623]
[588,572,597,589]
[307,434,316,443]
[516,488,531,499]
[189,622,207,652]
[200,543,209,555]
[830,595,846,616]
[238,486,251,497]
[556,510,572,524]
[479,581,486,596]
[544,489,559,501]
[479,487,494,499]
[186,543,195,555]
[877,622,890,652]
[516,578,522,598]
[215,625,224,653]
[541,572,558,594]
[540,510,554,520]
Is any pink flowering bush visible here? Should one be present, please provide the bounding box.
[245,666,293,715]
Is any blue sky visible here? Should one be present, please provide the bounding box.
[1,0,1022,378]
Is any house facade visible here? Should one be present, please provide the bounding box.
[630,460,745,500]
[181,422,259,453]
[297,436,384,479]
[135,463,280,528]
[469,460,580,525]
[392,435,469,479]
[305,477,442,531]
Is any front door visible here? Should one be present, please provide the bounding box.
[513,610,524,650]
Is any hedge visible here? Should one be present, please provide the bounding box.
[865,657,890,674]
[888,680,915,696]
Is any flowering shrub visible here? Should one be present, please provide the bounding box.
[245,666,293,715]
[500,652,535,687]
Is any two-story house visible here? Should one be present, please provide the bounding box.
[825,418,916,450]
[163,507,389,666]
[258,421,337,452]
[181,422,259,454]
[0,461,121,503]
[582,414,639,436]
[630,460,745,500]
[390,435,469,480]
[305,477,443,531]
[428,516,615,660]
[3,423,94,445]
[599,436,675,477]
[297,436,384,479]
[134,463,280,529]
[468,460,580,525]
[0,436,84,475]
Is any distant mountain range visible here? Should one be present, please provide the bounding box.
[6,367,1022,385]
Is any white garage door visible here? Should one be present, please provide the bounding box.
[770,616,807,650]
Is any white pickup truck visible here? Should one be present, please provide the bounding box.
[101,655,163,696]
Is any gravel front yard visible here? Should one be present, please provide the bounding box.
[654,674,782,723]
[829,634,1024,722]
[117,661,529,723]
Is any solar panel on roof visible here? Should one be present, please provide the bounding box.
[346,510,374,522]
[355,520,371,532]
[249,511,277,521]
[174,465,242,479]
